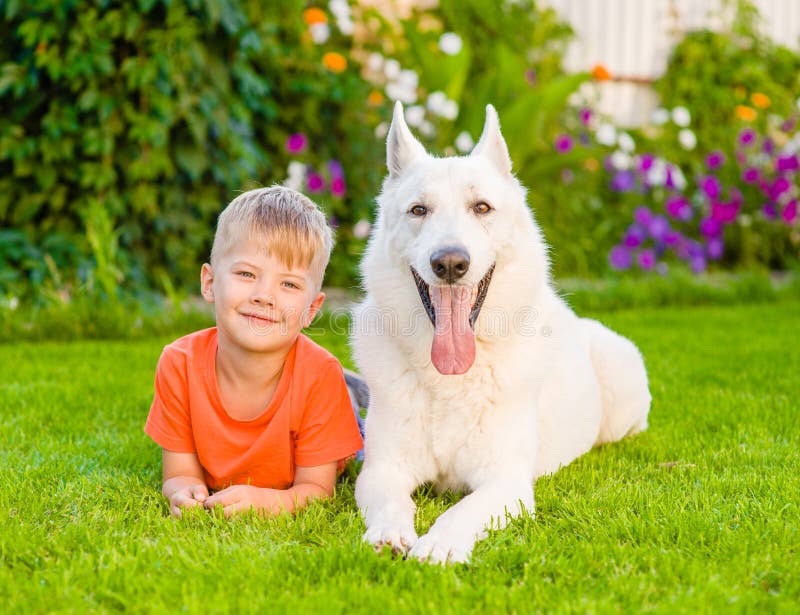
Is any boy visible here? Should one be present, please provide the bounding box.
[145,186,363,519]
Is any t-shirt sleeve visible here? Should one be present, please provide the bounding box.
[144,346,196,453]
[294,359,364,467]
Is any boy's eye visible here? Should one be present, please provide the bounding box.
[282,281,300,289]
[237,271,255,279]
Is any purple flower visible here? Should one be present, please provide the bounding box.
[525,68,537,85]
[665,167,676,190]
[610,170,636,192]
[663,229,682,247]
[762,203,777,220]
[554,134,574,154]
[579,132,591,146]
[609,245,632,270]
[737,128,757,147]
[769,177,791,201]
[690,255,707,273]
[742,167,760,184]
[700,175,721,199]
[286,133,308,154]
[623,224,646,248]
[327,216,339,229]
[634,206,653,226]
[307,173,325,193]
[783,200,798,224]
[776,154,799,174]
[580,108,592,126]
[561,168,574,184]
[781,117,797,132]
[638,153,655,173]
[331,177,346,197]
[707,237,724,260]
[637,249,656,271]
[700,217,722,238]
[665,195,692,221]
[711,201,740,223]
[327,159,344,178]
[648,215,670,242]
[763,138,775,155]
[705,150,725,169]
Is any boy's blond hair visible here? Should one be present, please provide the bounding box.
[210,186,334,290]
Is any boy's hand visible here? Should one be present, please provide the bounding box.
[167,483,209,518]
[204,485,286,518]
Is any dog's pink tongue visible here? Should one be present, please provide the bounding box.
[430,286,475,375]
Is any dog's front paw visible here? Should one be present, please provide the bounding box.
[409,531,472,565]
[363,525,418,556]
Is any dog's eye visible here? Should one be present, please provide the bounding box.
[473,201,493,215]
[409,204,428,217]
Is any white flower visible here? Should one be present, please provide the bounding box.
[374,122,388,139]
[651,108,669,125]
[383,59,401,80]
[419,121,436,138]
[617,132,635,153]
[353,219,372,239]
[595,123,617,146]
[438,32,463,55]
[397,69,419,91]
[647,159,667,186]
[287,161,306,179]
[455,131,474,153]
[385,82,417,104]
[610,150,632,170]
[404,105,425,127]
[8,296,18,311]
[309,23,330,44]
[678,128,696,150]
[441,99,458,120]
[367,53,384,72]
[672,106,691,127]
[329,0,350,18]
[426,91,447,115]
[670,165,687,190]
[337,18,354,35]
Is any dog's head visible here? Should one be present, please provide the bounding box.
[366,103,545,375]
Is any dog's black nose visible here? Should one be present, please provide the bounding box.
[430,247,470,283]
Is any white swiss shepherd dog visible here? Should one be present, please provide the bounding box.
[352,102,651,564]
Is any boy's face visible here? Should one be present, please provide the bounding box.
[200,238,325,355]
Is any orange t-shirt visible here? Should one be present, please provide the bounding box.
[144,328,363,491]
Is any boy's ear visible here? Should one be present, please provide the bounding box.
[200,263,215,303]
[303,291,326,328]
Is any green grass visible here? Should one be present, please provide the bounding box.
[1,302,798,613]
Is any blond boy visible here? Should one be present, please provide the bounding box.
[145,186,363,518]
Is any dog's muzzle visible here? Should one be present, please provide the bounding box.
[411,263,495,329]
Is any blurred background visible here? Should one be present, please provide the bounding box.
[1,0,799,335]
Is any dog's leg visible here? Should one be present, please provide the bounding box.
[409,478,534,564]
[355,463,419,555]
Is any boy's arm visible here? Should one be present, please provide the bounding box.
[203,462,337,518]
[162,449,209,518]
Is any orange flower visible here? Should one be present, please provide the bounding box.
[367,90,384,106]
[583,158,599,172]
[322,52,347,73]
[303,7,327,25]
[591,64,611,81]
[735,105,757,122]
[751,92,770,109]
[35,41,47,54]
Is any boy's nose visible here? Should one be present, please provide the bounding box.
[251,284,276,306]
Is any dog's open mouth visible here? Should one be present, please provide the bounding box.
[411,264,495,376]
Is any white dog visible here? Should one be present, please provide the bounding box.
[351,102,651,564]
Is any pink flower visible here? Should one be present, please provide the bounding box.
[285,133,308,154]
[307,173,325,193]
[331,177,346,197]
[782,200,798,224]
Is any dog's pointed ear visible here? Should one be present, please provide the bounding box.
[387,101,426,178]
[471,104,512,176]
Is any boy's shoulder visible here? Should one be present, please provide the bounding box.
[160,327,217,366]
[294,333,341,371]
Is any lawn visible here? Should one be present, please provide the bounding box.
[1,301,798,613]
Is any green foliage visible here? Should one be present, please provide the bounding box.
[0,0,383,297]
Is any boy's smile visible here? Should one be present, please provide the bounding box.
[201,238,325,356]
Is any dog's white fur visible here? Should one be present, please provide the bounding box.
[352,103,651,564]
